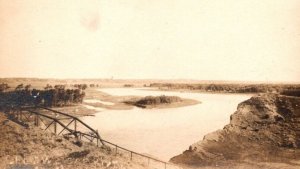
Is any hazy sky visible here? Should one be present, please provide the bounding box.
[0,0,299,82]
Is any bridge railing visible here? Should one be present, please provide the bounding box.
[99,139,180,169]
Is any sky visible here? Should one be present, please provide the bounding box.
[0,0,299,82]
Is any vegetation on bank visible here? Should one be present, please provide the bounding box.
[124,95,182,108]
[280,89,300,97]
[150,83,300,94]
[0,83,86,108]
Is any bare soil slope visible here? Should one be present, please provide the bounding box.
[170,94,300,168]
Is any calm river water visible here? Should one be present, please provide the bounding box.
[81,88,252,161]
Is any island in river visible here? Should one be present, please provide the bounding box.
[123,95,200,109]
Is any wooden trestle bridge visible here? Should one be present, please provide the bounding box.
[4,106,180,169]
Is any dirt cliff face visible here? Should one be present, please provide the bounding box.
[170,94,300,167]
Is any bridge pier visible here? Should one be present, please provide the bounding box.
[54,121,57,134]
[74,120,77,132]
[35,115,39,126]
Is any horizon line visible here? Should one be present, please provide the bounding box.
[1,77,300,84]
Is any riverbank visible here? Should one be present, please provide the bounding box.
[170,94,300,168]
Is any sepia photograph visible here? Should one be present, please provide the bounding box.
[0,0,299,169]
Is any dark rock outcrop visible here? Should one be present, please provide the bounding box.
[170,94,300,166]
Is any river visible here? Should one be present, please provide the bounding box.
[81,88,252,161]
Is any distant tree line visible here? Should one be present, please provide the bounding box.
[0,83,86,108]
[89,84,100,88]
[0,83,10,92]
[71,84,88,90]
[149,83,300,94]
[69,83,101,88]
[124,84,134,87]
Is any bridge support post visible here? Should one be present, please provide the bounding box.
[74,120,77,132]
[35,115,39,126]
[54,121,57,134]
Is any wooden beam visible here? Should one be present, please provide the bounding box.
[45,121,54,131]
[58,119,74,136]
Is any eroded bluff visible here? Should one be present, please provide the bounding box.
[170,94,300,166]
